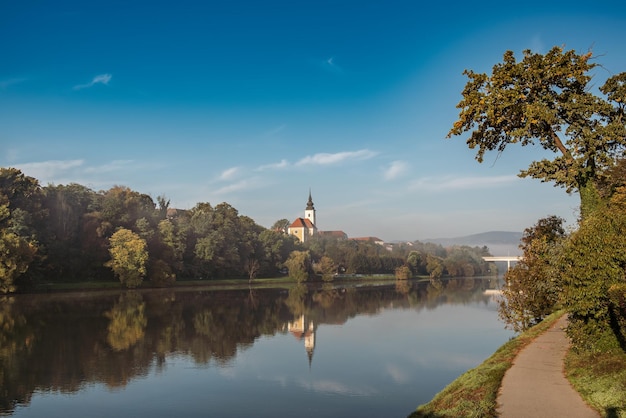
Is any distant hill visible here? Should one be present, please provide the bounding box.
[422,231,523,256]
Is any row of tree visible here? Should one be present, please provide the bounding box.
[0,167,493,292]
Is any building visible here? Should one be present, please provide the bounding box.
[287,191,350,243]
[288,191,318,243]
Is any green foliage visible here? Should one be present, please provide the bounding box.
[561,206,626,350]
[498,216,566,332]
[284,250,312,282]
[448,46,626,218]
[608,284,626,348]
[395,265,411,280]
[314,256,336,281]
[0,229,37,293]
[106,228,148,288]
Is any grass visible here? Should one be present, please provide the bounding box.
[408,311,565,418]
[565,341,626,417]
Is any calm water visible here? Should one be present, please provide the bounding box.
[1,278,513,418]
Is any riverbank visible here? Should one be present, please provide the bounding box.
[27,274,430,293]
[409,311,626,417]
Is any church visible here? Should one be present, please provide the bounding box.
[287,191,347,243]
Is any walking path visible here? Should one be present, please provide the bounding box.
[496,314,600,418]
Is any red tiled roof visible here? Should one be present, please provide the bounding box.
[289,217,315,228]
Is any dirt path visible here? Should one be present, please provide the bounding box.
[496,315,600,418]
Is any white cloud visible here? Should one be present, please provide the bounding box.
[84,160,134,173]
[73,73,112,90]
[213,179,255,194]
[410,174,520,191]
[257,159,289,171]
[384,160,409,180]
[296,149,377,166]
[14,159,84,180]
[219,166,240,181]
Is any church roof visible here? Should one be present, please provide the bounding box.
[289,217,315,228]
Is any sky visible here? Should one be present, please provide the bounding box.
[2,0,626,242]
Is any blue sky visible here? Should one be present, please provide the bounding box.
[2,0,625,242]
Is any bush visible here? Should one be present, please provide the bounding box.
[608,283,626,350]
[395,265,411,280]
[561,209,626,351]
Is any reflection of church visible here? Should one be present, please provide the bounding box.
[287,314,316,366]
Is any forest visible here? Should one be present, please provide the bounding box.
[0,167,493,293]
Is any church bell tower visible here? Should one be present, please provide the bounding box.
[305,189,316,226]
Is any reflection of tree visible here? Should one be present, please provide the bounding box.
[395,280,410,295]
[284,284,308,316]
[0,279,503,415]
[105,292,147,351]
[0,297,35,413]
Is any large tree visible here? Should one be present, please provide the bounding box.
[106,228,148,288]
[448,46,626,218]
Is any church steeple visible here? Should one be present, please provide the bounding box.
[304,189,316,226]
[306,189,314,210]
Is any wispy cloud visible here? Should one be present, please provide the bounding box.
[323,56,343,74]
[84,160,134,173]
[384,161,409,180]
[14,159,84,180]
[257,159,289,171]
[0,77,27,90]
[262,124,287,138]
[213,178,256,194]
[296,149,377,166]
[410,174,519,191]
[219,166,240,181]
[73,73,112,90]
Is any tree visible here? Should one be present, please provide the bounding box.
[561,205,626,350]
[498,216,566,332]
[448,46,626,218]
[271,219,290,233]
[284,250,312,282]
[106,228,148,288]
[0,220,37,293]
[314,256,336,281]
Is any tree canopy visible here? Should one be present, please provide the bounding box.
[448,46,626,218]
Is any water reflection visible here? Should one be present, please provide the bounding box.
[1,277,505,417]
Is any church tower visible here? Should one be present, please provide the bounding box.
[304,189,316,226]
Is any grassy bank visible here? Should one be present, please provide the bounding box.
[565,341,626,417]
[410,310,626,418]
[408,311,564,418]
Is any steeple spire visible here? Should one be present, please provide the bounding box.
[306,188,315,210]
[304,189,316,226]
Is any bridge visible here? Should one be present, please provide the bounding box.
[482,256,522,270]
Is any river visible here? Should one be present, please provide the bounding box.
[1,277,513,417]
